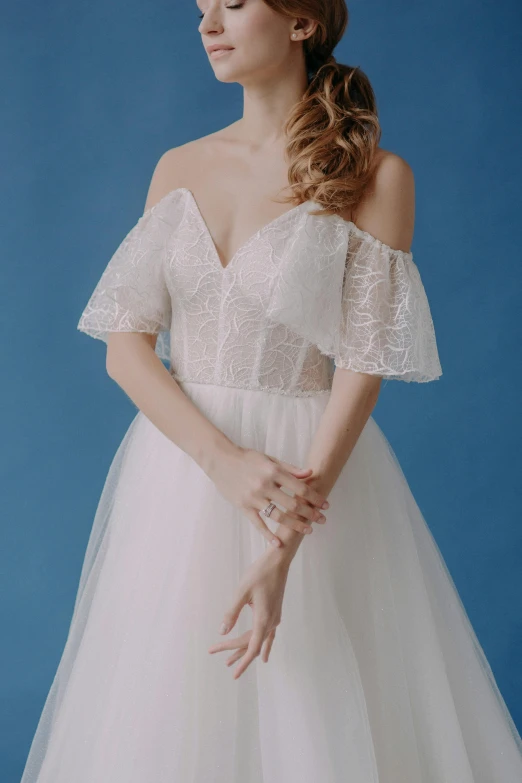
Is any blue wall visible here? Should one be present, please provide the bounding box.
[2,0,521,780]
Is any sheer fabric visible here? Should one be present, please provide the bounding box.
[77,196,177,363]
[18,187,522,783]
[77,188,442,388]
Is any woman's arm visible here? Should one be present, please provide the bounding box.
[271,152,416,561]
[106,330,237,474]
[103,152,329,545]
[269,368,381,561]
[210,155,432,679]
[105,148,237,478]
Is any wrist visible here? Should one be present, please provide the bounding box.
[272,471,333,561]
[303,469,334,499]
[272,524,304,561]
[195,429,242,478]
[266,536,299,568]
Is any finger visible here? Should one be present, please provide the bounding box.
[233,617,270,679]
[263,629,276,662]
[273,468,329,510]
[208,630,251,654]
[245,508,283,548]
[219,590,251,636]
[267,486,325,525]
[226,647,247,666]
[287,491,328,524]
[288,493,327,523]
[273,507,315,535]
[261,628,276,663]
[266,456,314,478]
[256,499,313,536]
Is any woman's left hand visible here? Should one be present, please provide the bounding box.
[207,545,293,679]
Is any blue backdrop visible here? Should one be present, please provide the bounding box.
[2,0,521,780]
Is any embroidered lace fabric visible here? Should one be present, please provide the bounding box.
[77,187,442,393]
[25,190,522,783]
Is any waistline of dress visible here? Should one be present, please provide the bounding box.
[168,372,333,399]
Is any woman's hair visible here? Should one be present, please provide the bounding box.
[264,0,381,219]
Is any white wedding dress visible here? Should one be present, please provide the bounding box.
[20,187,522,782]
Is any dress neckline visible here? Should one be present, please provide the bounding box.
[146,186,414,263]
[180,187,310,273]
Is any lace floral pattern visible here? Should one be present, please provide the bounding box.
[337,227,442,381]
[77,193,179,363]
[264,216,443,383]
[77,187,442,394]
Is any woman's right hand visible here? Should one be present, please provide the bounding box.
[206,443,329,547]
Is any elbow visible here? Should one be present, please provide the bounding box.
[105,334,124,380]
[363,385,381,415]
[332,366,382,409]
[105,331,156,379]
[105,347,118,380]
[357,373,382,411]
[367,375,383,405]
[368,374,383,399]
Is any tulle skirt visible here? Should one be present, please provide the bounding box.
[20,380,522,782]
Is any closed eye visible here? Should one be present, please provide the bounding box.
[198,3,244,18]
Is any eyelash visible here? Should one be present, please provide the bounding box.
[198,3,243,19]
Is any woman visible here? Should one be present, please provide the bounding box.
[20,1,522,781]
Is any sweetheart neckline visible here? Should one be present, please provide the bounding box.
[180,187,310,273]
[145,186,414,264]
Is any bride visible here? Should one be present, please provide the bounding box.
[20,0,522,781]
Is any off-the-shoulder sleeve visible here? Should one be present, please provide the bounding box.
[333,225,443,382]
[264,215,442,383]
[77,199,174,363]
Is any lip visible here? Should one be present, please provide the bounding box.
[206,44,235,56]
[210,48,234,59]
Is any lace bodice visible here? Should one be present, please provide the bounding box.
[77,187,443,395]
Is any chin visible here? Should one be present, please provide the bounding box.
[211,67,245,85]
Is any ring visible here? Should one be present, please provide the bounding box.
[262,502,277,518]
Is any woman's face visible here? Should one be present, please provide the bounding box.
[197,0,304,84]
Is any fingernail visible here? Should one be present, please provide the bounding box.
[220,622,228,634]
[271,537,281,547]
[322,501,329,509]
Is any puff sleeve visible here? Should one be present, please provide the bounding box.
[77,200,174,362]
[333,225,443,382]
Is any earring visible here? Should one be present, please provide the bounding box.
[292,33,297,39]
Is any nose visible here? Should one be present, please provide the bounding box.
[198,4,224,36]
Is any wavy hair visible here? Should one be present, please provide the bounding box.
[264,0,381,219]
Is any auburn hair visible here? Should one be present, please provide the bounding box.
[264,0,381,219]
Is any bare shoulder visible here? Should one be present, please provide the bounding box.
[141,141,196,213]
[143,123,241,213]
[350,148,415,253]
